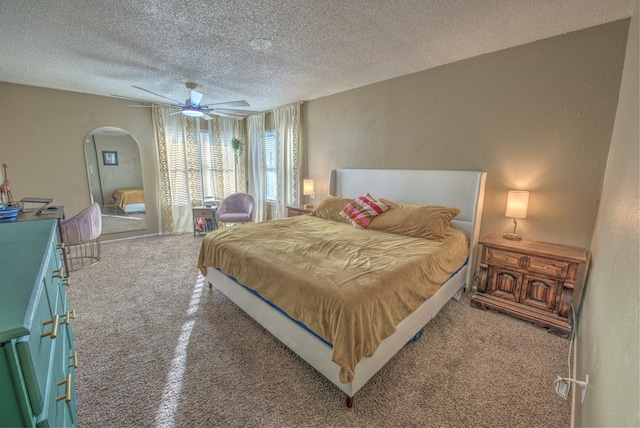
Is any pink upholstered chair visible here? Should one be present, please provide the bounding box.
[60,202,102,271]
[215,193,255,227]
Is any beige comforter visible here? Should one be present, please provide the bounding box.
[197,215,468,383]
[112,187,145,209]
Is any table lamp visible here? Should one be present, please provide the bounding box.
[503,190,529,241]
[303,179,314,209]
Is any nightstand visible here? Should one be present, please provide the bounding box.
[286,205,313,217]
[193,206,218,236]
[471,235,589,335]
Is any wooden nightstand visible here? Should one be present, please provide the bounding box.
[471,235,589,335]
[193,206,217,236]
[286,205,313,217]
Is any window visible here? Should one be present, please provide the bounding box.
[196,130,237,202]
[265,130,277,202]
[165,128,189,207]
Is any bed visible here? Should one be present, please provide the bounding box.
[111,187,145,213]
[198,169,486,407]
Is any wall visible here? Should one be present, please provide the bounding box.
[304,20,629,250]
[0,84,158,239]
[575,2,640,426]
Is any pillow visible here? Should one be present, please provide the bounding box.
[309,196,352,223]
[368,199,460,240]
[340,193,389,229]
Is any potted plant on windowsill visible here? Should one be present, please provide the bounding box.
[231,137,243,164]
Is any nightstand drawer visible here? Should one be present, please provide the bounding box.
[193,208,214,218]
[486,248,569,278]
[486,248,526,269]
[527,256,569,278]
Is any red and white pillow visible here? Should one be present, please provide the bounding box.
[339,193,389,229]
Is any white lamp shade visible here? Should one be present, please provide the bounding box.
[303,179,314,196]
[505,190,529,219]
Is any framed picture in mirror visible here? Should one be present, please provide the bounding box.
[102,151,118,166]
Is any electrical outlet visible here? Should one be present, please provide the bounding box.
[555,375,570,399]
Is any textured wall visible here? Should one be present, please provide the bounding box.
[304,20,629,249]
[576,3,640,426]
[0,84,158,239]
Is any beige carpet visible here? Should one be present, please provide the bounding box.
[68,234,571,427]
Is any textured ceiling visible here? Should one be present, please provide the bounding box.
[0,0,635,112]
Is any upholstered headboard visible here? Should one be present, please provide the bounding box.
[329,169,487,290]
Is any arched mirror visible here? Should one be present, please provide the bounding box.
[84,127,147,234]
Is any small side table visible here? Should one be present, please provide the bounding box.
[286,205,312,217]
[193,206,218,236]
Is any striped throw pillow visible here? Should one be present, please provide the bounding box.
[340,194,389,229]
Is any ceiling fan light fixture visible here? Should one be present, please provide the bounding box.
[182,108,204,118]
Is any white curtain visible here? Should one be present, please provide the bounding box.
[153,106,245,234]
[247,103,302,221]
[273,103,302,218]
[247,114,267,222]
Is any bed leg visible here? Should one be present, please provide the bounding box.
[208,281,212,291]
[344,394,354,408]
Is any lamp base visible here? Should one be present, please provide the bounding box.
[503,232,522,241]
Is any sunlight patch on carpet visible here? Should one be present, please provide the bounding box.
[155,274,205,427]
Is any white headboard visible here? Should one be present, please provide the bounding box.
[329,169,487,290]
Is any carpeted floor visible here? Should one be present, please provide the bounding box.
[100,205,147,234]
[68,233,571,427]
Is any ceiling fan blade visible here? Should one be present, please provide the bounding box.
[203,100,250,108]
[203,113,214,121]
[211,108,260,115]
[111,94,150,102]
[190,90,204,108]
[211,111,246,120]
[133,86,182,105]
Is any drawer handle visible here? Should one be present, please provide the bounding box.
[53,267,65,279]
[63,277,71,287]
[56,243,65,251]
[56,373,72,403]
[68,351,78,369]
[41,315,59,339]
[61,309,76,325]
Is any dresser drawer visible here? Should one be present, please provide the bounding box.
[16,285,56,416]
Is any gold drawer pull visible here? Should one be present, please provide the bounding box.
[68,351,78,369]
[41,315,59,339]
[56,373,72,403]
[53,267,65,279]
[63,277,71,287]
[61,309,76,325]
[57,243,65,251]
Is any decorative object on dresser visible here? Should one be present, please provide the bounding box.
[286,205,312,217]
[303,179,315,209]
[0,220,77,427]
[0,163,15,205]
[471,235,589,336]
[503,190,529,240]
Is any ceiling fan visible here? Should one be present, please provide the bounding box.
[127,83,258,120]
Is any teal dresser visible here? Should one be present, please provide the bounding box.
[0,220,77,427]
